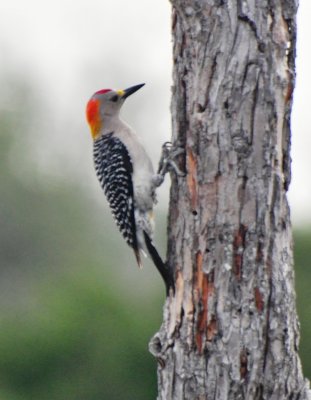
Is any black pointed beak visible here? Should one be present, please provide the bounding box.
[122,83,145,99]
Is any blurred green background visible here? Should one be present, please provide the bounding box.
[0,80,165,399]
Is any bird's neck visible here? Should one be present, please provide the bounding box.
[92,115,124,140]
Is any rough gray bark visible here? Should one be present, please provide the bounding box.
[149,1,311,399]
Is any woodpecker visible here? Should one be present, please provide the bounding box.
[86,83,174,293]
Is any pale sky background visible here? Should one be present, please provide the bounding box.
[0,0,310,225]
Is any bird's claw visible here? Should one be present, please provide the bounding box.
[154,141,185,188]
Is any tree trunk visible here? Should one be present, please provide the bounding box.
[149,1,311,399]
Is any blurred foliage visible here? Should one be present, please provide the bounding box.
[0,81,310,400]
[0,274,159,400]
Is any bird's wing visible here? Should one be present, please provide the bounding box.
[93,133,141,266]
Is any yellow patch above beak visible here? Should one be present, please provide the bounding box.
[116,89,125,97]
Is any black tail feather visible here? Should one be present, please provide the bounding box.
[143,231,175,295]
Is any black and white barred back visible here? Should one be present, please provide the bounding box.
[93,133,138,254]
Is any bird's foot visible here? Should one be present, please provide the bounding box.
[153,141,185,188]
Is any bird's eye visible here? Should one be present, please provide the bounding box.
[110,95,119,102]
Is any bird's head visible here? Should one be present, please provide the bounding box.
[86,83,145,139]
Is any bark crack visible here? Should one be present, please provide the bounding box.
[237,0,265,52]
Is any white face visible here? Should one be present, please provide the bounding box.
[94,89,125,118]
